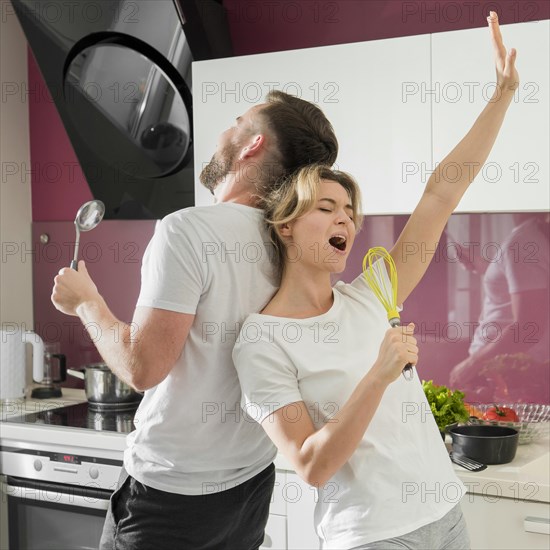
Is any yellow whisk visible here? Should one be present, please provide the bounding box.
[362,247,414,381]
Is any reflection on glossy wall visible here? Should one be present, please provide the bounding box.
[32,212,549,403]
[337,211,550,405]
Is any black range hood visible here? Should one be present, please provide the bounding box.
[12,0,232,219]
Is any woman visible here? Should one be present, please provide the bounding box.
[233,12,518,550]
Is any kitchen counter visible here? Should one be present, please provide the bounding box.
[448,435,550,502]
[1,395,548,549]
[1,393,549,501]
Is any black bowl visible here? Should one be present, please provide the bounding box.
[449,425,519,465]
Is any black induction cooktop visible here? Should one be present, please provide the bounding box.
[4,402,138,434]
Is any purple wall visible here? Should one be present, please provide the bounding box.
[223,0,549,55]
[28,52,92,222]
[32,221,156,388]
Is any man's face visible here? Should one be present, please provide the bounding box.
[199,141,240,194]
[199,105,266,193]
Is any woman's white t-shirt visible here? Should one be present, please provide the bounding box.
[233,266,466,549]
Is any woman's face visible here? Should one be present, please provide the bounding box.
[282,179,357,274]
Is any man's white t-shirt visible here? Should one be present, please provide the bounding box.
[124,203,278,494]
[234,265,466,549]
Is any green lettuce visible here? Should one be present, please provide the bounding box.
[422,380,470,431]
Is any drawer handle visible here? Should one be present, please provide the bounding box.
[53,466,78,474]
[524,517,550,535]
[262,533,272,548]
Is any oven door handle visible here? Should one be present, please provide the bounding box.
[2,480,111,511]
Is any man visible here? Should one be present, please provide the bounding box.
[51,90,338,549]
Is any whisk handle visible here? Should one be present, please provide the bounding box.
[389,318,415,382]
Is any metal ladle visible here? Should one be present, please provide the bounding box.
[70,200,105,270]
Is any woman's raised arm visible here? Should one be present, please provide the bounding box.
[389,12,519,305]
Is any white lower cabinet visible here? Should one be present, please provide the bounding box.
[263,471,321,550]
[267,470,550,550]
[461,494,550,550]
[261,514,287,550]
[285,473,321,549]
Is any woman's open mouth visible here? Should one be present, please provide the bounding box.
[328,234,347,254]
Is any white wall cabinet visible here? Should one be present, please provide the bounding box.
[432,20,550,213]
[193,35,432,214]
[193,20,549,214]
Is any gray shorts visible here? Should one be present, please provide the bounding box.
[350,504,470,550]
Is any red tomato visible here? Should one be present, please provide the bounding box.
[483,405,519,422]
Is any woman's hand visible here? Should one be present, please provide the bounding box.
[51,260,100,316]
[488,11,519,93]
[371,323,418,385]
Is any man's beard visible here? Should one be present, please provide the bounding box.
[199,143,239,193]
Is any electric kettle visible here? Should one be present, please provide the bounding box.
[31,342,67,399]
[0,328,44,400]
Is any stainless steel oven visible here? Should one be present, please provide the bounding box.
[0,402,134,549]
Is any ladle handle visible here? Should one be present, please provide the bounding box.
[70,260,78,270]
[67,368,85,380]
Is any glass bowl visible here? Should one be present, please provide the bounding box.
[467,403,550,445]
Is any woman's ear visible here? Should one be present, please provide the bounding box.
[278,222,292,238]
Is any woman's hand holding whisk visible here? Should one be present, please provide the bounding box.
[371,323,418,385]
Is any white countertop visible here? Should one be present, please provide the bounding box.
[1,391,549,502]
[446,435,550,502]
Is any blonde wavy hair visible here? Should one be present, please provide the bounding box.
[263,164,363,281]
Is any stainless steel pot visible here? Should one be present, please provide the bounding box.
[67,363,142,405]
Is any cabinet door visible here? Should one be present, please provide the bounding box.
[261,514,287,550]
[432,20,550,212]
[461,494,550,550]
[285,473,321,549]
[192,36,432,214]
[271,471,287,516]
